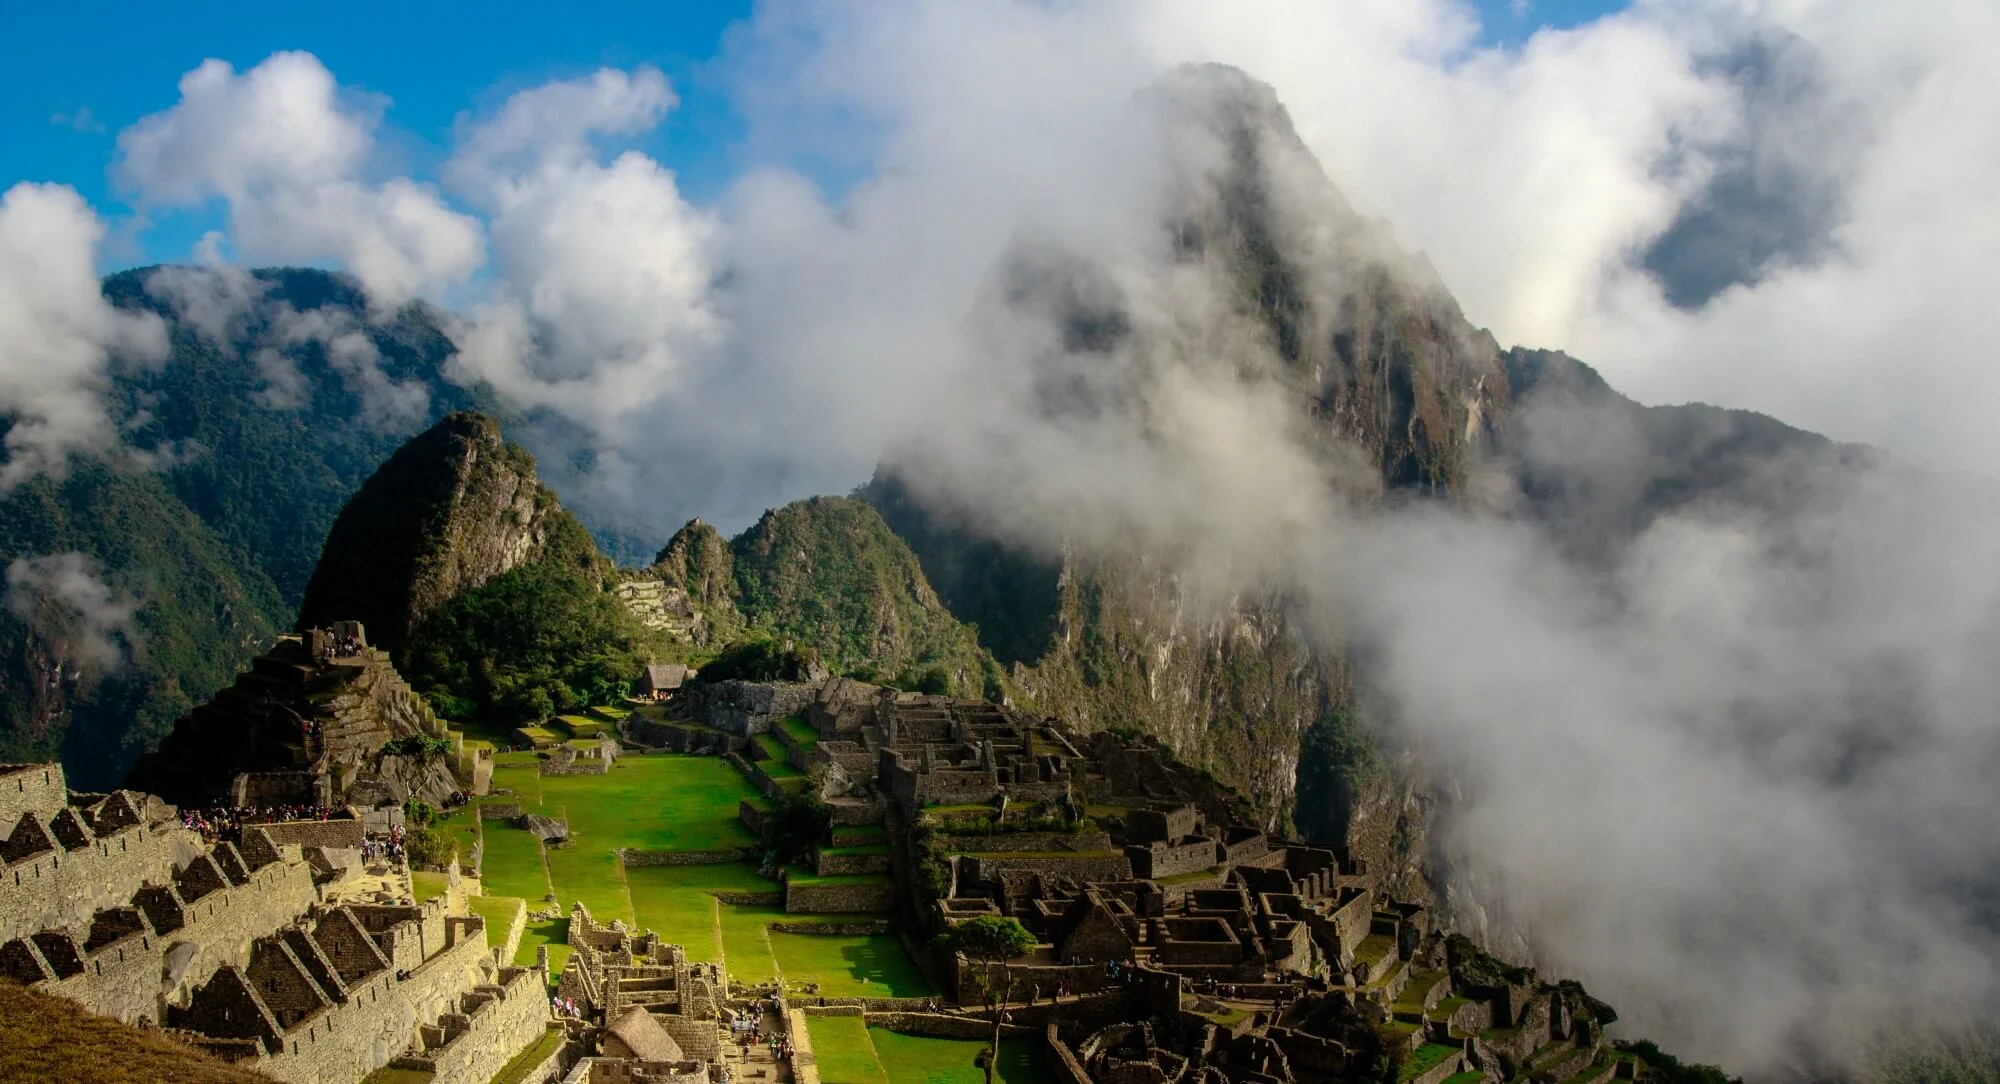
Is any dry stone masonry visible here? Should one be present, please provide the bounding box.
[0,761,553,1084]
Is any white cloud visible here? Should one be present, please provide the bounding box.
[445,69,720,424]
[115,52,482,307]
[4,552,138,671]
[49,106,105,134]
[0,183,168,490]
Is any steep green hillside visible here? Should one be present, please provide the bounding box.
[102,267,494,606]
[729,497,998,698]
[0,463,278,788]
[298,412,665,726]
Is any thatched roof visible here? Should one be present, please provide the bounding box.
[640,662,687,692]
[608,1006,684,1062]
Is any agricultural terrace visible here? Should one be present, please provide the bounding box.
[433,749,931,996]
[806,1014,1048,1084]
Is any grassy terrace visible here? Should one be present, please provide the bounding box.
[450,751,929,997]
[1395,970,1445,1011]
[806,1016,1048,1084]
[750,733,802,775]
[819,842,891,857]
[554,715,607,739]
[467,895,524,948]
[778,715,819,746]
[1156,865,1227,886]
[1400,1043,1462,1083]
[831,823,886,845]
[490,1027,565,1084]
[1442,1072,1487,1084]
[1355,934,1397,969]
[410,871,447,903]
[1428,995,1472,1024]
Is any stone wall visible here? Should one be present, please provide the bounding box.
[930,831,1114,855]
[404,968,551,1084]
[812,851,891,877]
[784,882,896,914]
[0,763,68,837]
[966,853,1134,883]
[1046,1025,1092,1084]
[1126,839,1219,880]
[255,819,366,851]
[697,681,817,737]
[621,848,754,867]
[863,1011,1036,1040]
[657,1013,721,1060]
[1,812,192,945]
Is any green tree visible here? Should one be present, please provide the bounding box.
[939,915,1037,1084]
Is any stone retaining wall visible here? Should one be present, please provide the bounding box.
[966,853,1133,883]
[621,848,753,867]
[253,819,365,851]
[931,831,1114,854]
[813,852,891,876]
[479,803,522,821]
[768,919,892,936]
[714,891,784,907]
[785,881,895,914]
[864,1011,1035,1040]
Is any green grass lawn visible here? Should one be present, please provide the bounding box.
[778,715,819,746]
[410,871,448,903]
[831,823,886,845]
[819,842,890,857]
[1401,1043,1463,1083]
[516,916,570,975]
[870,1028,1047,1084]
[808,1014,888,1084]
[786,864,891,886]
[490,1028,566,1084]
[538,755,759,852]
[626,863,782,965]
[544,844,634,925]
[437,811,480,867]
[769,932,931,997]
[480,823,554,904]
[468,895,524,948]
[752,733,788,761]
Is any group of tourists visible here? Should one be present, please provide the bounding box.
[361,824,406,864]
[551,994,585,1019]
[180,802,335,844]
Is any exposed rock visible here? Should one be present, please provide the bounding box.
[520,813,568,843]
[296,412,560,657]
[127,625,448,808]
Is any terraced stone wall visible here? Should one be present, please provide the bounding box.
[784,882,896,913]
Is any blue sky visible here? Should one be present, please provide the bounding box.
[0,0,1624,271]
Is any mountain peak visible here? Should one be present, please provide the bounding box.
[295,410,558,656]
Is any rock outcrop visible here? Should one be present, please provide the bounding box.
[127,623,449,808]
[295,412,559,657]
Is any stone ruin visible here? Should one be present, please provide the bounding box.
[129,621,462,812]
[646,675,1661,1084]
[0,762,557,1084]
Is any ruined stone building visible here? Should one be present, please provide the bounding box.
[0,761,552,1084]
[128,622,461,811]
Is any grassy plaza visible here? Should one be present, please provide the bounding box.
[436,748,931,995]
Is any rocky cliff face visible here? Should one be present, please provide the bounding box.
[295,411,558,657]
[865,65,1506,849]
